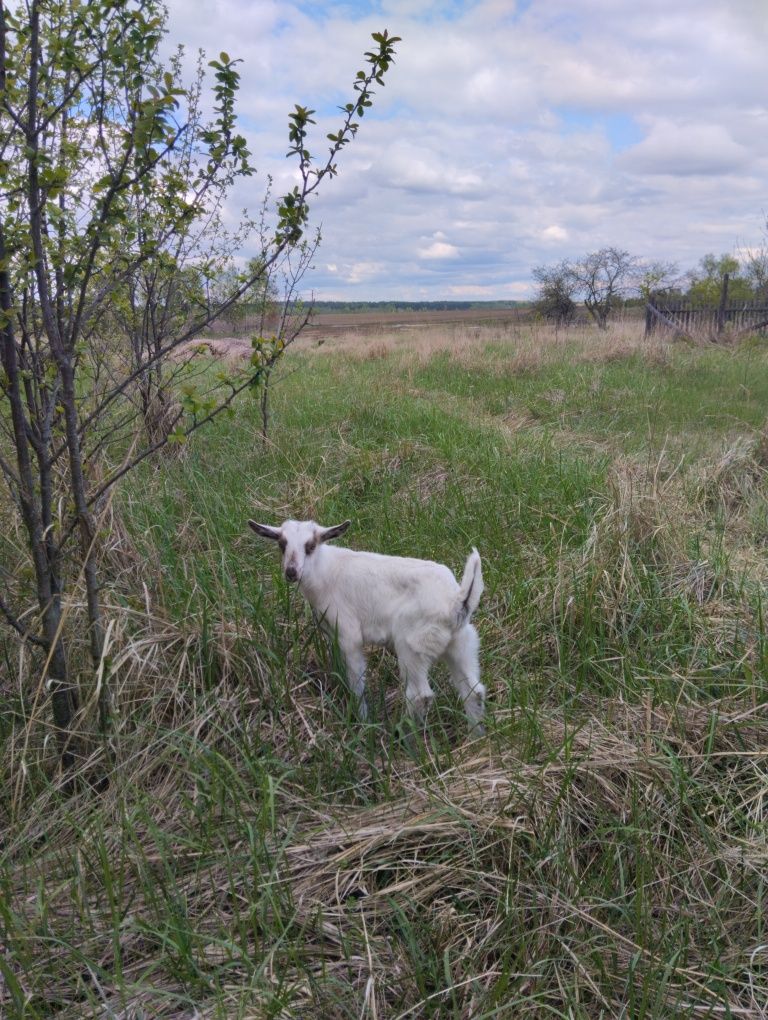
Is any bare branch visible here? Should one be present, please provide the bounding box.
[0,590,47,649]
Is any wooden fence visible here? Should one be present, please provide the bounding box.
[645,273,768,340]
[645,299,768,339]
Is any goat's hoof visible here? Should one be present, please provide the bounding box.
[406,694,434,722]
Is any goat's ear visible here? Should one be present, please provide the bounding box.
[248,520,281,541]
[319,520,351,543]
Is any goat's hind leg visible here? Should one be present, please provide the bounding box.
[442,624,485,736]
[395,639,435,726]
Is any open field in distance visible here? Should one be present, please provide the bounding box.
[212,302,647,343]
[2,317,768,1018]
[305,305,535,331]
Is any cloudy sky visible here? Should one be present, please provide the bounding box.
[164,0,768,301]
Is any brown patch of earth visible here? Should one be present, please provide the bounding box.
[174,337,253,363]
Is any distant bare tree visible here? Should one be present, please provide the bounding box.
[570,248,639,330]
[532,261,577,326]
[533,248,644,330]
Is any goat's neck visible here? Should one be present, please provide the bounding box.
[298,543,336,605]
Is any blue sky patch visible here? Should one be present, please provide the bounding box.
[295,0,471,23]
[556,109,644,152]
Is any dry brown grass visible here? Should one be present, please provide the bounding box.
[296,317,671,373]
[5,629,768,1018]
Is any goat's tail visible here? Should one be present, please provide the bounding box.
[454,548,484,628]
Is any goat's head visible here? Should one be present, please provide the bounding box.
[248,518,351,583]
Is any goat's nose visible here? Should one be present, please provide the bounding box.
[285,565,299,582]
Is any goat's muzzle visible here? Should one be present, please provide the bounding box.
[285,565,299,582]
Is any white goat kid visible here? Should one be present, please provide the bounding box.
[248,519,486,734]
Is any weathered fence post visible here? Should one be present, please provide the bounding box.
[717,273,730,338]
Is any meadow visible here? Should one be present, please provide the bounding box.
[2,318,768,1018]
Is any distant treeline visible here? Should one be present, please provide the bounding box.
[311,300,527,312]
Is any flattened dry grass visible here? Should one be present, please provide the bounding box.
[4,659,768,1018]
[3,321,768,1018]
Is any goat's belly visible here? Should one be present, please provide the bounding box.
[317,607,391,648]
[360,622,392,648]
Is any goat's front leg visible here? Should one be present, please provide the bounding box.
[340,640,369,721]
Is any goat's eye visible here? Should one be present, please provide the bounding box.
[305,540,316,556]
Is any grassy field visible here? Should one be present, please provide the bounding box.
[2,320,768,1017]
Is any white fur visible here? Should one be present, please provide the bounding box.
[249,518,486,734]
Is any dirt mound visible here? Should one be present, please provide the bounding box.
[174,337,253,362]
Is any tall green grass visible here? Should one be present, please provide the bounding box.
[2,325,768,1018]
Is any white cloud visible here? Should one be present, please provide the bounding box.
[447,280,535,298]
[418,239,460,259]
[325,261,386,285]
[620,122,752,176]
[370,142,483,196]
[541,225,569,243]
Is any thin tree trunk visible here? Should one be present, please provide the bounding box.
[260,371,271,443]
[0,224,78,765]
[59,360,110,734]
[717,273,730,339]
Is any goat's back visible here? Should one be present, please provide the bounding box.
[318,546,458,599]
[301,545,462,646]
